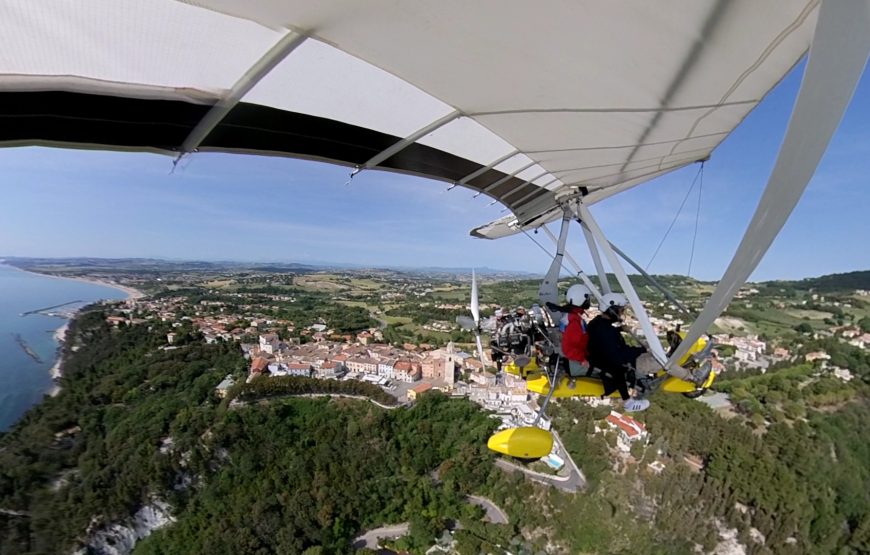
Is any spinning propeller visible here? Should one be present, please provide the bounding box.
[456,270,488,369]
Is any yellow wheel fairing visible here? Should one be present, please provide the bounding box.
[702,369,717,389]
[659,375,697,393]
[677,333,709,367]
[487,427,554,459]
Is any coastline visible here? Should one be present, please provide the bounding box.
[46,275,145,397]
[48,322,70,397]
[2,265,146,397]
[59,275,145,301]
[1,263,146,301]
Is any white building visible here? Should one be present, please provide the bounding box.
[287,362,312,377]
[393,360,420,383]
[346,357,378,374]
[378,358,396,379]
[605,411,648,452]
[215,374,235,398]
[259,333,279,355]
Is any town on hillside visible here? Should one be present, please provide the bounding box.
[63,264,868,471]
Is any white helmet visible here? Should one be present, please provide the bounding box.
[566,284,592,306]
[600,293,628,313]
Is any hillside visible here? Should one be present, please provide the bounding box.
[768,270,870,293]
[1,267,868,554]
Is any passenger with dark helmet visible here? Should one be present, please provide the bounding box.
[586,293,650,412]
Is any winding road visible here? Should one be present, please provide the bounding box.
[352,523,409,550]
[232,392,404,410]
[351,496,508,550]
[466,495,508,524]
[494,430,586,493]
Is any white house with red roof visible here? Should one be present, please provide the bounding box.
[605,411,649,452]
[393,359,421,383]
[287,362,312,377]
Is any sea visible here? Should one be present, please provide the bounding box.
[0,264,128,431]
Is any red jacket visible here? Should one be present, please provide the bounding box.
[562,307,588,363]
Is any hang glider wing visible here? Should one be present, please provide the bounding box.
[0,0,823,231]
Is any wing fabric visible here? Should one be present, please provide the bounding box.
[0,0,819,229]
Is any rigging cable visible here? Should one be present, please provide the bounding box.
[687,162,704,277]
[645,162,704,272]
[520,228,579,280]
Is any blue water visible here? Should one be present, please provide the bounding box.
[0,264,128,431]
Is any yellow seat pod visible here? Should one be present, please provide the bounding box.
[526,375,622,399]
[503,356,541,379]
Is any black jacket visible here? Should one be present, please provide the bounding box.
[586,314,645,373]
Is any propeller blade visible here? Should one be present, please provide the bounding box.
[470,270,480,324]
[475,334,487,368]
[456,315,476,330]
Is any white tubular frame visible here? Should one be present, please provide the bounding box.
[538,212,571,309]
[363,110,462,170]
[179,31,308,156]
[540,224,604,304]
[573,201,669,366]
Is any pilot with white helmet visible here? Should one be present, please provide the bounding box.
[586,293,651,412]
[558,284,592,380]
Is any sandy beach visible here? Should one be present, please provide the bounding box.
[61,275,146,300]
[42,273,145,301]
[48,322,69,397]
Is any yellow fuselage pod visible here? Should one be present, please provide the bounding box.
[527,371,717,397]
[503,357,540,379]
[526,375,622,398]
[487,427,554,459]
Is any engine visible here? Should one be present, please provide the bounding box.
[489,305,556,368]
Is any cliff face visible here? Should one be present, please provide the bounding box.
[72,500,174,555]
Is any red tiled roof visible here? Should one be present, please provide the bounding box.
[250,357,269,372]
[606,412,645,438]
[412,383,433,394]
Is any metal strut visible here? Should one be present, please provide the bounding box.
[533,355,561,428]
[539,224,604,304]
[538,211,571,310]
[570,199,670,367]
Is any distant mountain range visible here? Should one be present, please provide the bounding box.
[2,257,867,288]
[0,257,536,278]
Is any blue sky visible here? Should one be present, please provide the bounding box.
[0,61,868,282]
